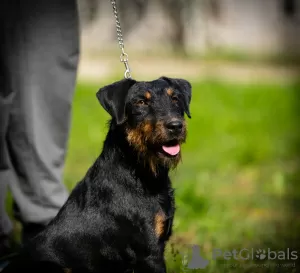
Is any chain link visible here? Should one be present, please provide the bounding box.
[110,0,132,79]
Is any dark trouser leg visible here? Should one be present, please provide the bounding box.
[0,0,80,239]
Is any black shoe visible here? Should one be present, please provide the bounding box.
[21,223,47,245]
[13,203,48,246]
[0,235,20,262]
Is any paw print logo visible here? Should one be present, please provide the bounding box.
[181,245,210,272]
[256,249,266,260]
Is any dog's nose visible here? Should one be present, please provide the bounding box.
[166,120,183,134]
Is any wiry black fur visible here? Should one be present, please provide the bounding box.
[2,76,192,273]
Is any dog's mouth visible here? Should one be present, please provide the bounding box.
[160,139,181,157]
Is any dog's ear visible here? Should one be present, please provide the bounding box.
[160,76,192,118]
[96,79,136,124]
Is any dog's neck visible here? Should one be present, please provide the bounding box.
[101,121,170,180]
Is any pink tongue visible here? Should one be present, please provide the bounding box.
[162,144,180,156]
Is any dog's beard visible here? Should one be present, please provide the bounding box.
[125,121,186,175]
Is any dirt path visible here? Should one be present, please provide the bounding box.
[78,55,300,84]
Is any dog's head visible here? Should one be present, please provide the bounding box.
[97,76,192,174]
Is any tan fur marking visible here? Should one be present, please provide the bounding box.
[143,123,153,135]
[145,91,151,99]
[154,212,165,237]
[126,122,153,154]
[126,120,186,175]
[166,88,174,96]
[63,269,72,273]
[127,128,147,153]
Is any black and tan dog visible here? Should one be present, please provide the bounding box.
[2,76,192,273]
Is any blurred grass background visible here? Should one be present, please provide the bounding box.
[60,77,300,272]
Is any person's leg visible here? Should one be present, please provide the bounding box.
[0,5,16,256]
[0,155,14,258]
[3,0,80,241]
[0,88,13,244]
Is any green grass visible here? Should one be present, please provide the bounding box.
[8,77,300,272]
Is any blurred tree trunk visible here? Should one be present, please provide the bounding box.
[203,0,221,50]
[78,0,99,25]
[282,0,296,17]
[209,0,221,20]
[118,0,149,36]
[161,0,187,53]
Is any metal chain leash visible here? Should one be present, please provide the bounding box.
[110,0,132,79]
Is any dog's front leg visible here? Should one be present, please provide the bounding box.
[134,255,166,273]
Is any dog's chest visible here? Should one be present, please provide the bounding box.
[153,190,174,239]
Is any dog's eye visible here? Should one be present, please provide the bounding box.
[136,100,147,106]
[172,96,179,103]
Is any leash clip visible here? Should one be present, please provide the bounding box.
[120,50,131,79]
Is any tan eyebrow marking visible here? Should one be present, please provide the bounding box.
[166,88,174,96]
[145,91,151,99]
